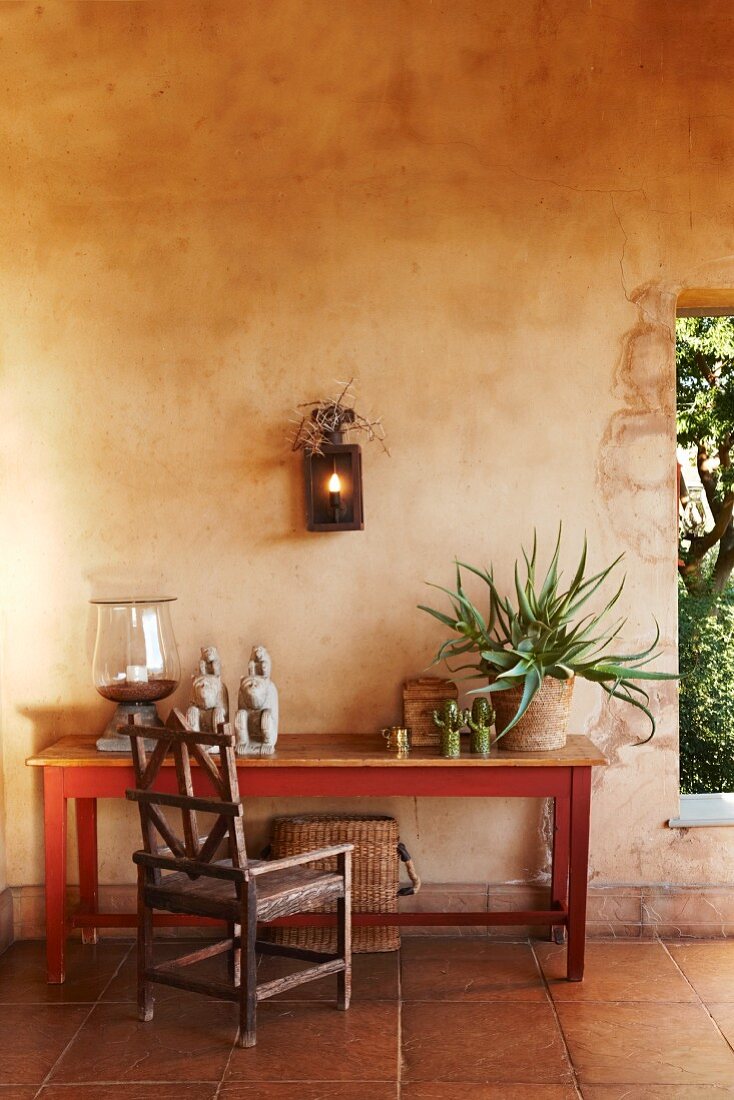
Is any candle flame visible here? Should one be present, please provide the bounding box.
[328,472,341,493]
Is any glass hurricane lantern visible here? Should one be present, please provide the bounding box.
[92,596,181,751]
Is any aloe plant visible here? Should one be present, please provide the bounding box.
[419,528,677,743]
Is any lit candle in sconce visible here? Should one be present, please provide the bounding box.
[303,442,363,532]
[126,664,149,683]
[328,471,342,517]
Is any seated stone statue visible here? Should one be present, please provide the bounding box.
[235,645,278,756]
[187,673,227,745]
[198,645,229,720]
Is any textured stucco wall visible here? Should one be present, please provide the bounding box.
[2,0,734,893]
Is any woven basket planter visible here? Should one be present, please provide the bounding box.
[264,814,419,953]
[403,677,458,747]
[493,675,575,751]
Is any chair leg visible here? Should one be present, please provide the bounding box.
[137,867,154,1022]
[336,850,352,1011]
[237,882,257,1048]
[228,921,241,986]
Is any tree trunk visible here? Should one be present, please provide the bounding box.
[712,522,734,593]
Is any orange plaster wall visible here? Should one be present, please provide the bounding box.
[1,0,734,892]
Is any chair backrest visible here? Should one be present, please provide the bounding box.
[125,708,248,881]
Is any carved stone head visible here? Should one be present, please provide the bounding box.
[249,645,272,679]
[240,674,270,711]
[192,673,220,710]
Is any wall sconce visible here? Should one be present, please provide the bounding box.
[305,438,364,531]
[290,380,387,534]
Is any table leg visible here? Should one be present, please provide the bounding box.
[550,794,570,943]
[76,798,99,945]
[567,766,592,981]
[43,768,67,983]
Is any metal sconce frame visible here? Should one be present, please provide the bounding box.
[304,439,364,532]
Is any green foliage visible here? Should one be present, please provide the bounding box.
[679,580,734,794]
[677,316,734,493]
[419,528,677,740]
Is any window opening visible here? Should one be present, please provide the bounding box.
[673,302,734,824]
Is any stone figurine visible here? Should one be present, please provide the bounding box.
[198,645,229,720]
[235,645,279,756]
[186,673,227,743]
[432,698,464,759]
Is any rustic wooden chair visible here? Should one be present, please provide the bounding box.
[124,709,352,1048]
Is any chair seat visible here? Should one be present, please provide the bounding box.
[144,858,344,923]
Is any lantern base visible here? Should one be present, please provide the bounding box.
[96,702,165,752]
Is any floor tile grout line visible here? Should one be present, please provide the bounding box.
[529,940,583,1098]
[658,934,734,1059]
[31,942,135,1100]
[97,941,135,1000]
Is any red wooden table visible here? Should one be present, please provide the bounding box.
[27,732,606,984]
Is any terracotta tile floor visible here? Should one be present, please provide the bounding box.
[2,938,734,1096]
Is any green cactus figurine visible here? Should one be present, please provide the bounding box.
[432,699,464,758]
[466,696,494,755]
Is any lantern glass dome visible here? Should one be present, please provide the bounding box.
[91,597,180,704]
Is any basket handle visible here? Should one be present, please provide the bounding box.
[262,840,422,896]
[397,841,421,896]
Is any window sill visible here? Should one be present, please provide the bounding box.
[669,792,734,828]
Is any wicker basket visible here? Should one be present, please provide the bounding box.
[494,676,574,751]
[403,677,458,747]
[264,814,419,953]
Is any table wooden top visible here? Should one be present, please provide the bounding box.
[26,733,607,769]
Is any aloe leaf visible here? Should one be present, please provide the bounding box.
[573,553,625,596]
[563,569,624,621]
[601,621,663,664]
[456,560,493,587]
[515,562,539,625]
[443,661,484,678]
[599,680,656,743]
[567,533,589,597]
[471,679,524,695]
[490,590,511,643]
[494,667,543,737]
[494,659,533,679]
[480,649,519,670]
[418,604,459,630]
[423,585,463,625]
[486,587,497,636]
[521,546,534,588]
[526,582,540,619]
[545,664,575,679]
[436,639,476,661]
[554,555,624,621]
[425,582,487,633]
[586,663,677,682]
[538,524,563,605]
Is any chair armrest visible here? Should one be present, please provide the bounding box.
[249,843,354,877]
[133,850,248,883]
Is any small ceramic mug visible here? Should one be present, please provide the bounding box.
[381,726,411,753]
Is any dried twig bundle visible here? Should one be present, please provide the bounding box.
[289,378,389,455]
